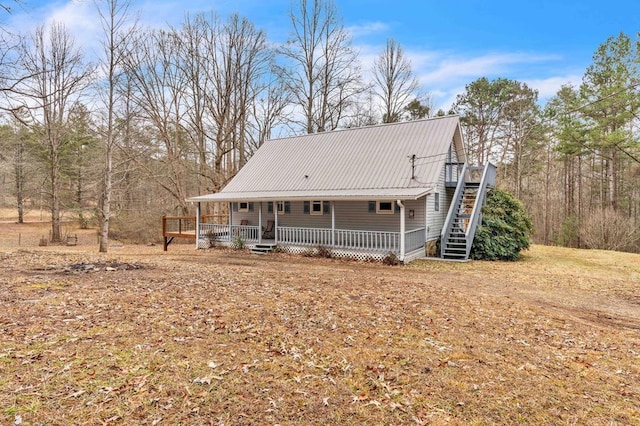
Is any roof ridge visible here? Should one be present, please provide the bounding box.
[265,114,460,144]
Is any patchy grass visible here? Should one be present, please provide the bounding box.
[0,221,639,424]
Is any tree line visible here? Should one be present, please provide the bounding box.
[0,0,638,253]
[454,32,640,253]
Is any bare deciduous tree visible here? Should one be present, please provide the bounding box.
[96,0,137,252]
[373,38,418,123]
[122,27,193,213]
[246,74,291,155]
[10,22,93,242]
[278,0,362,133]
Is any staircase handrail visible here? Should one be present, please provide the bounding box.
[440,162,468,257]
[464,162,497,258]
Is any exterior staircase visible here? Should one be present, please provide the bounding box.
[441,163,496,261]
[442,183,479,260]
[250,243,277,255]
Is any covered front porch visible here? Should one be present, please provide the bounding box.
[192,197,429,263]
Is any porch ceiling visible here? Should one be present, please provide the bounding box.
[187,187,433,203]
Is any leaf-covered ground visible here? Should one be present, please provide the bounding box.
[1,220,639,425]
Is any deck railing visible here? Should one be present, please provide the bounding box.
[163,216,197,236]
[445,162,465,187]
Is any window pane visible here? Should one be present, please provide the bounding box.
[379,202,392,211]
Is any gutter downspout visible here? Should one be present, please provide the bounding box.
[424,194,429,245]
[397,200,405,262]
[195,202,201,249]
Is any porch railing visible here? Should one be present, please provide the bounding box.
[278,226,333,246]
[404,227,426,253]
[200,223,260,242]
[199,224,426,257]
[333,229,400,252]
[276,226,423,254]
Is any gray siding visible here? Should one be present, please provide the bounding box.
[426,144,458,241]
[426,161,454,241]
[232,200,428,233]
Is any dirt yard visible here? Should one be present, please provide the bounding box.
[1,217,639,425]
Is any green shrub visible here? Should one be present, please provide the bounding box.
[470,188,533,261]
[232,235,246,250]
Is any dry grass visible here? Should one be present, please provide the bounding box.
[0,219,639,425]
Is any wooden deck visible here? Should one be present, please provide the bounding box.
[162,215,228,251]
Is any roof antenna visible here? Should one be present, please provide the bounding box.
[408,154,416,179]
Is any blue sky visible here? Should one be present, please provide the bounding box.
[6,0,640,110]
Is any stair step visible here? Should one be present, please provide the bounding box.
[445,249,466,254]
[443,254,466,260]
[251,244,277,254]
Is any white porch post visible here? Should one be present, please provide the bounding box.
[229,202,233,241]
[258,202,263,244]
[274,203,278,244]
[331,201,335,247]
[195,202,201,249]
[398,200,405,261]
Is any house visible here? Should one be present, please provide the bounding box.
[187,115,495,262]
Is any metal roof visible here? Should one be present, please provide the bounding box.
[188,115,465,202]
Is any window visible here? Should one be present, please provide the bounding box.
[434,193,440,212]
[376,201,394,214]
[311,200,323,215]
[238,202,249,212]
[304,200,330,215]
[275,201,290,214]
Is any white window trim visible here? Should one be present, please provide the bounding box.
[238,202,249,213]
[277,201,286,215]
[310,200,323,215]
[376,200,394,215]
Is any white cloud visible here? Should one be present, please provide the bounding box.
[347,21,389,38]
[416,52,561,87]
[524,74,582,101]
[401,50,571,110]
[7,1,103,58]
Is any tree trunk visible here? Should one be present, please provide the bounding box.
[50,146,61,242]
